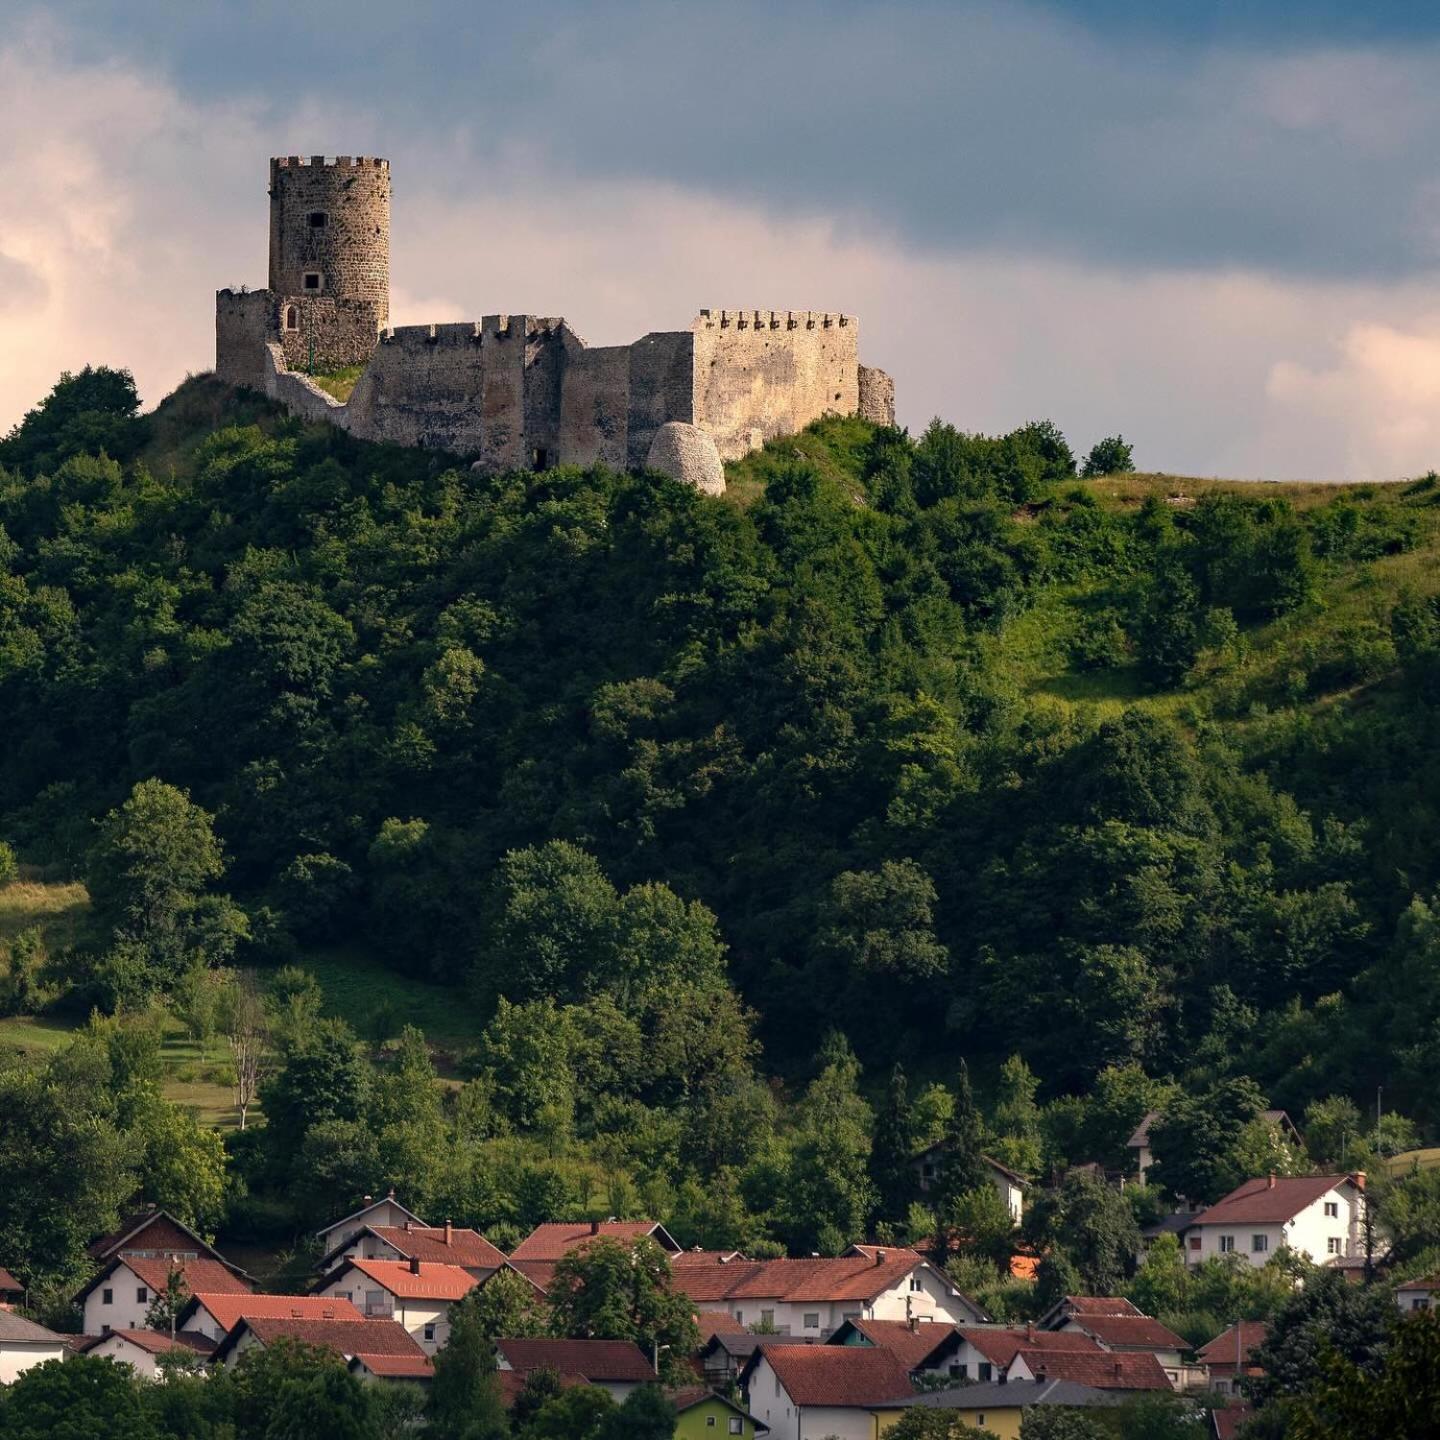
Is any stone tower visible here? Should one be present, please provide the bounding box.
[267,155,390,369]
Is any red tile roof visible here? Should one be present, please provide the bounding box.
[510,1222,678,1261]
[841,1319,958,1370]
[1018,1349,1171,1391]
[1213,1403,1253,1439]
[497,1369,588,1406]
[495,1337,656,1382]
[218,1316,426,1363]
[364,1226,507,1270]
[351,1353,435,1378]
[87,1210,224,1263]
[959,1327,1103,1369]
[671,1255,931,1306]
[1396,1274,1440,1292]
[1062,1297,1143,1317]
[1197,1321,1268,1370]
[335,1258,480,1301]
[674,1250,747,1266]
[697,1310,750,1341]
[187,1292,364,1332]
[78,1328,216,1357]
[0,1267,21,1293]
[1068,1315,1188,1351]
[78,1254,253,1303]
[1191,1175,1354,1227]
[758,1344,915,1407]
[508,1261,559,1294]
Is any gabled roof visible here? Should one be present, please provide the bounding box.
[667,1385,769,1430]
[181,1292,364,1333]
[745,1343,914,1407]
[213,1315,426,1365]
[700,1333,815,1363]
[1191,1175,1356,1228]
[509,1221,680,1261]
[495,1337,656,1382]
[671,1254,940,1307]
[327,1258,479,1302]
[1396,1274,1440,1292]
[1016,1349,1171,1391]
[909,1377,1118,1411]
[696,1310,751,1342]
[910,1147,1029,1188]
[1066,1314,1188,1352]
[87,1208,228,1264]
[75,1254,254,1305]
[0,1311,67,1345]
[350,1225,506,1271]
[957,1327,1103,1370]
[1213,1404,1253,1440]
[497,1369,588,1406]
[826,1318,960,1371]
[1058,1297,1144,1318]
[349,1352,435,1378]
[1197,1321,1268,1369]
[0,1266,23,1294]
[77,1328,215,1358]
[315,1192,425,1241]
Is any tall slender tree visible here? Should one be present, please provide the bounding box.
[871,1063,919,1228]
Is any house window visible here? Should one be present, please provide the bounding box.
[729,1420,743,1435]
[102,1288,113,1305]
[978,1363,992,1382]
[734,1311,744,1323]
[774,1376,781,1397]
[303,272,322,291]
[1324,1202,1339,1218]
[307,211,327,228]
[977,1416,986,1428]
[949,1364,964,1379]
[1219,1236,1235,1254]
[136,1287,148,1303]
[284,305,298,331]
[760,1310,775,1328]
[909,1276,923,1292]
[423,1323,436,1342]
[1252,1235,1268,1253]
[1413,1299,1430,1311]
[707,1418,716,1428]
[803,1313,819,1329]
[1328,1238,1343,1255]
[1189,1237,1202,1251]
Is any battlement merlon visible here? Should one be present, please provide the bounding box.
[692,310,854,332]
[271,155,390,172]
[377,316,568,347]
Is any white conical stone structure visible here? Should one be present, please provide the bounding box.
[645,421,725,495]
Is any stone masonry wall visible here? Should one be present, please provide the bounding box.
[625,331,696,467]
[557,333,631,469]
[276,295,387,371]
[689,310,859,461]
[215,290,273,391]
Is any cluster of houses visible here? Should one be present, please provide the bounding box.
[0,1160,1433,1440]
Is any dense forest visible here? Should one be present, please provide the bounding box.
[3,366,1440,1323]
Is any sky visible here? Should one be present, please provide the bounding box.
[9,2,1440,477]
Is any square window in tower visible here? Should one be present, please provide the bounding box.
[303,272,322,291]
[308,211,327,228]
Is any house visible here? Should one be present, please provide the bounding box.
[827,1317,963,1374]
[911,1147,1027,1224]
[669,1385,769,1440]
[880,1378,1120,1440]
[1129,1112,1300,1187]
[1396,1274,1439,1313]
[317,1221,508,1280]
[348,1352,435,1383]
[676,1249,748,1266]
[0,1268,23,1309]
[1197,1321,1268,1397]
[945,1326,1104,1385]
[75,1328,215,1379]
[670,1250,983,1337]
[87,1207,244,1274]
[177,1292,364,1345]
[699,1332,815,1388]
[314,1258,478,1353]
[77,1254,253,1336]
[1039,1297,1190,1387]
[697,1310,752,1345]
[0,1311,70,1384]
[508,1220,681,1292]
[212,1315,428,1370]
[494,1338,656,1401]
[1184,1174,1368,1268]
[1004,1348,1172,1393]
[740,1343,914,1440]
[315,1190,425,1255]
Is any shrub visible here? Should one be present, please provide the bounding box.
[1081,435,1135,478]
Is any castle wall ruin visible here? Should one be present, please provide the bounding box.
[216,155,894,482]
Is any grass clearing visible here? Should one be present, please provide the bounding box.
[310,365,366,403]
[0,877,89,947]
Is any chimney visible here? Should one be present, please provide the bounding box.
[1267,1173,1276,1189]
[590,1219,600,1236]
[908,1315,918,1332]
[1352,1171,1367,1191]
[410,1257,421,1275]
[404,1220,413,1232]
[363,1194,372,1206]
[1026,1321,1034,1342]
[387,1188,396,1200]
[875,1249,886,1266]
[445,1220,454,1245]
[323,1307,334,1319]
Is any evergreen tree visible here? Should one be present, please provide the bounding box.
[933,1059,990,1236]
[871,1063,918,1226]
[427,1286,509,1440]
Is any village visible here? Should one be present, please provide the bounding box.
[2,1117,1433,1440]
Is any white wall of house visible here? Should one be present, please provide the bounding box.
[726,1265,968,1338]
[186,1302,233,1344]
[314,1273,451,1353]
[931,1335,1003,1384]
[1188,1186,1362,1269]
[82,1334,162,1379]
[82,1262,159,1335]
[743,1354,890,1440]
[1396,1288,1433,1314]
[317,1199,416,1254]
[0,1341,69,1385]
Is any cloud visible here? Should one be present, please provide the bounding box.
[3,20,1440,481]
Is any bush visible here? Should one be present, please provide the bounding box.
[1081,435,1135,478]
[0,840,16,885]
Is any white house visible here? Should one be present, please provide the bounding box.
[77,1255,253,1336]
[316,1222,508,1281]
[1040,1297,1190,1388]
[0,1311,69,1384]
[942,1326,1106,1385]
[671,1250,981,1338]
[1184,1174,1367,1269]
[494,1338,656,1401]
[912,1149,1026,1224]
[314,1257,477,1354]
[740,1343,912,1440]
[176,1291,363,1345]
[314,1191,425,1255]
[75,1328,214,1379]
[1396,1275,1439,1314]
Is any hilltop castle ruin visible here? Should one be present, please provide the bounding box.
[215,156,895,490]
